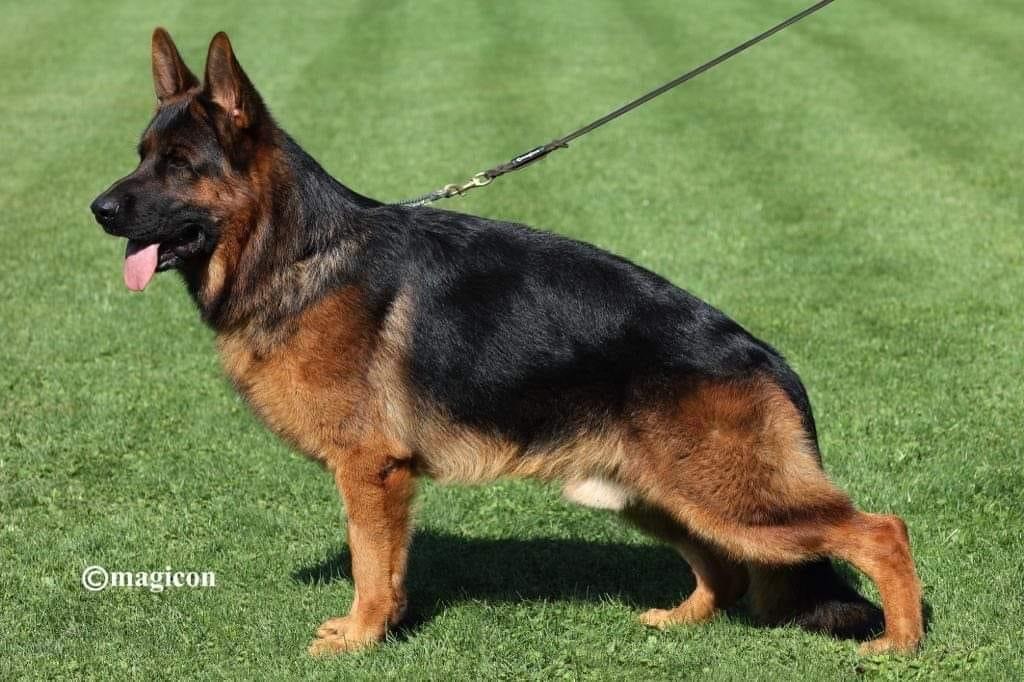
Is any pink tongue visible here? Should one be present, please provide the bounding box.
[123,240,160,291]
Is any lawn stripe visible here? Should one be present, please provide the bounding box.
[875,0,1024,85]
[805,2,1024,191]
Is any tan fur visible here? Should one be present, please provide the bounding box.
[365,290,419,452]
[408,417,630,485]
[623,378,854,558]
[218,287,376,457]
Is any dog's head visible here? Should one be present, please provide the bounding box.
[90,29,270,291]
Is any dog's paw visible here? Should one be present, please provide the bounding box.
[857,635,920,656]
[308,616,383,656]
[638,608,677,630]
[639,598,716,629]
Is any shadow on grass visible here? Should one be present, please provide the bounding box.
[294,529,694,632]
[293,529,929,641]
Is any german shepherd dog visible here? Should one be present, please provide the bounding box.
[90,29,923,656]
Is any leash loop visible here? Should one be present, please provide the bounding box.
[397,0,836,207]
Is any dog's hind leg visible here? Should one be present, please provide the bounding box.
[622,503,748,628]
[626,378,923,653]
[309,443,416,655]
[821,512,922,653]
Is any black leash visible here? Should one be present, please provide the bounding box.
[398,0,836,207]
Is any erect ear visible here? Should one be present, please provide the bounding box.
[203,32,263,129]
[151,28,198,101]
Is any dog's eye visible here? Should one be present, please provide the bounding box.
[166,155,191,171]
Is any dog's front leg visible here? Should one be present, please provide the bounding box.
[309,447,415,656]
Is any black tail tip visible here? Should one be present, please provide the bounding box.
[793,598,884,641]
[749,559,885,642]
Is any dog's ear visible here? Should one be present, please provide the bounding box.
[151,28,198,101]
[203,32,263,130]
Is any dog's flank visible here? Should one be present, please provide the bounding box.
[89,28,924,657]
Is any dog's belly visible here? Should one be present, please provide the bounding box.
[399,409,632,486]
[562,477,634,511]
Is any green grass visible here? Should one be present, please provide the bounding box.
[2,0,1023,678]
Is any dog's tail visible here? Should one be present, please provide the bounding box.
[747,559,883,640]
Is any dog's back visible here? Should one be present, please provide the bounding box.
[358,205,803,445]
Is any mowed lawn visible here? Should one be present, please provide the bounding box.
[2,0,1023,678]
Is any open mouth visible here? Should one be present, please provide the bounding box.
[123,225,206,292]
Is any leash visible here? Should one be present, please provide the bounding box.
[397,0,836,207]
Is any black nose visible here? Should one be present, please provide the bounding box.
[90,195,120,224]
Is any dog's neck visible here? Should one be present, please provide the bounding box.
[182,129,381,338]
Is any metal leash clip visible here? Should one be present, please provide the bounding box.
[442,172,493,199]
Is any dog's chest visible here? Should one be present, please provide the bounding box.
[215,290,377,458]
